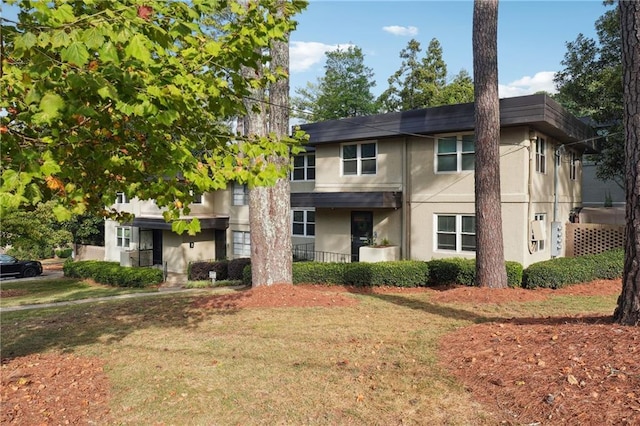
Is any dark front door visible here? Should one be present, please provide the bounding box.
[351,211,373,262]
[152,230,163,265]
[215,229,227,260]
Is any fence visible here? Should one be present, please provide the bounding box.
[292,243,351,263]
[565,223,625,257]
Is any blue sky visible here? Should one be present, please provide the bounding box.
[290,1,613,98]
[1,1,612,99]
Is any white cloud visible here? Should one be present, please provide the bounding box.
[289,41,353,73]
[499,71,557,98]
[382,25,419,37]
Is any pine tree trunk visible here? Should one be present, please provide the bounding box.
[472,0,508,288]
[613,1,640,325]
[247,3,293,287]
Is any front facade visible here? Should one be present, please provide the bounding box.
[105,94,595,272]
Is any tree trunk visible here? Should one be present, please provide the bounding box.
[472,0,508,288]
[613,1,640,325]
[247,2,293,287]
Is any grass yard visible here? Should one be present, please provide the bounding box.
[1,280,634,425]
[0,278,156,308]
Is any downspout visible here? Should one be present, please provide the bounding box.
[527,133,536,254]
[402,137,409,259]
[553,144,564,223]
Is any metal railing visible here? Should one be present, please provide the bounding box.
[292,243,351,263]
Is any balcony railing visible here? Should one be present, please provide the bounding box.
[293,243,351,263]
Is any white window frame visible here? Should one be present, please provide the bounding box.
[434,214,476,253]
[292,209,315,237]
[535,137,547,174]
[570,151,579,181]
[435,134,475,173]
[232,182,249,206]
[233,231,251,257]
[341,142,377,176]
[115,192,128,204]
[291,153,316,181]
[116,226,131,248]
[531,213,546,252]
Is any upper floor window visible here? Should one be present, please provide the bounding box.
[232,182,249,206]
[292,210,315,237]
[570,151,579,181]
[116,226,131,248]
[342,142,376,176]
[435,214,476,252]
[115,192,128,204]
[535,137,547,174]
[436,134,475,173]
[292,154,316,181]
[233,231,251,257]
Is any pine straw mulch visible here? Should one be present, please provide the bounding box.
[2,279,638,425]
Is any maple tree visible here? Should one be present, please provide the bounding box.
[1,0,306,235]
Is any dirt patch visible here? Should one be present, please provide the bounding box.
[1,353,111,425]
[2,279,636,425]
[0,289,28,298]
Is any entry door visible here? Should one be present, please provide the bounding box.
[152,230,163,265]
[215,229,227,260]
[351,211,373,262]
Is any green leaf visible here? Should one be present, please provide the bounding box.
[51,30,71,48]
[82,27,105,50]
[125,34,151,64]
[156,110,179,125]
[52,4,76,24]
[99,42,120,64]
[15,32,37,50]
[52,204,73,221]
[39,93,65,118]
[61,42,90,66]
[98,84,117,100]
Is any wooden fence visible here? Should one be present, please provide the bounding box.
[565,223,625,257]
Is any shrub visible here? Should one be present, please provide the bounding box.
[189,260,228,281]
[366,261,429,287]
[427,258,523,288]
[63,260,162,287]
[229,258,251,281]
[55,247,73,258]
[523,249,623,289]
[292,262,347,285]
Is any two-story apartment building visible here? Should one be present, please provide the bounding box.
[104,94,595,272]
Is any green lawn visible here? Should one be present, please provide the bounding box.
[1,279,620,425]
[0,277,156,308]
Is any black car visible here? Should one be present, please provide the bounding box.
[0,254,43,278]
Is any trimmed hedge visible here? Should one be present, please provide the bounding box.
[229,258,251,281]
[63,260,163,287]
[189,260,229,281]
[427,258,523,288]
[244,260,429,287]
[523,248,623,289]
[55,248,73,258]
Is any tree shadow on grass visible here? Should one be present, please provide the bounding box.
[0,290,245,360]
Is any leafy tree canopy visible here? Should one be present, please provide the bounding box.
[291,45,377,122]
[554,4,623,187]
[1,0,307,234]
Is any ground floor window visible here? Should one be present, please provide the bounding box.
[292,210,315,236]
[233,231,251,257]
[435,214,476,252]
[531,213,546,252]
[116,226,131,248]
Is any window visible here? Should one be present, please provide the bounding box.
[233,231,251,257]
[115,192,128,204]
[570,151,579,181]
[292,154,316,181]
[531,213,546,252]
[535,137,546,173]
[342,142,376,176]
[292,210,315,236]
[436,134,475,172]
[435,214,476,252]
[116,227,131,248]
[232,182,249,206]
[191,191,203,204]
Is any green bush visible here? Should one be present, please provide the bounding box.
[229,258,251,281]
[350,261,429,287]
[55,247,73,258]
[189,260,228,281]
[292,262,347,285]
[63,260,162,287]
[427,258,523,288]
[523,249,623,289]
